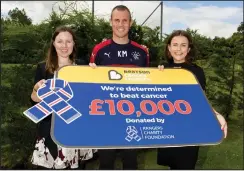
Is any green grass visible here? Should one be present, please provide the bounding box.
[196,119,243,169]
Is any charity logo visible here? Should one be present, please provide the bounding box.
[125,126,142,142]
[23,78,82,124]
[108,70,123,80]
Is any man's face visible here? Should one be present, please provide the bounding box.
[110,9,132,39]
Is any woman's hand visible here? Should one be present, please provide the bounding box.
[31,79,46,102]
[34,79,46,91]
[214,109,228,138]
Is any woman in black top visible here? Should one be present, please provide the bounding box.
[157,30,227,169]
[30,26,96,169]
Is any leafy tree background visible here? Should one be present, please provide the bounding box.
[1,2,243,169]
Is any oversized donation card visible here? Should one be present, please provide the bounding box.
[24,66,224,148]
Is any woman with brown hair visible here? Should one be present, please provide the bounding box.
[30,26,95,169]
[157,30,227,169]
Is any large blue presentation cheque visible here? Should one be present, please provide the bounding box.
[24,66,224,148]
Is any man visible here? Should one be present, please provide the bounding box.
[89,5,149,170]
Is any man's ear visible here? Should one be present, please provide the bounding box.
[110,19,112,26]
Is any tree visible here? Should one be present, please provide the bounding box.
[141,26,162,66]
[186,28,213,61]
[7,8,32,25]
[207,22,243,120]
[2,24,45,63]
[237,21,243,34]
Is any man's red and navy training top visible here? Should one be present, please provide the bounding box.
[90,39,149,67]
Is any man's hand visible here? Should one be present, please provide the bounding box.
[89,63,97,69]
[158,65,164,71]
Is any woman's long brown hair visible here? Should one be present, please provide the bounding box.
[45,26,77,74]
